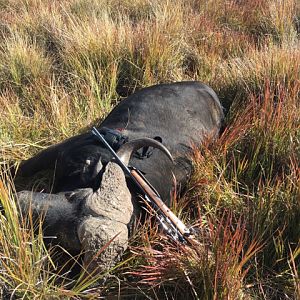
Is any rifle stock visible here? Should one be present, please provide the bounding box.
[131,169,190,236]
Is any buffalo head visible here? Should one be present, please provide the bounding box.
[17,138,173,273]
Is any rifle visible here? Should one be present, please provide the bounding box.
[92,127,199,245]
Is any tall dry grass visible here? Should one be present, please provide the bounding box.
[0,0,299,298]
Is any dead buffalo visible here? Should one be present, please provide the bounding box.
[16,81,223,273]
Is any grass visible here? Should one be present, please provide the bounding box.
[0,0,299,298]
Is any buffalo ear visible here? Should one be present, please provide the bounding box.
[154,136,162,143]
[133,136,163,159]
[117,137,173,166]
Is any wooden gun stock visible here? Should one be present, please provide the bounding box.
[131,169,203,247]
[131,169,190,236]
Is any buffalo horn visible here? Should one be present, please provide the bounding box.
[117,138,173,166]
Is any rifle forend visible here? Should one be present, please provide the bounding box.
[91,127,196,244]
